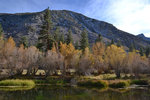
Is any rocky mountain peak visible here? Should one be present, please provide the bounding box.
[0,10,150,49]
[137,33,150,42]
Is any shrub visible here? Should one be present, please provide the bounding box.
[34,80,48,84]
[109,81,128,88]
[0,79,35,87]
[78,80,108,88]
[34,79,66,85]
[131,80,149,85]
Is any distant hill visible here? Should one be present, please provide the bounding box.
[0,9,150,49]
[137,34,150,42]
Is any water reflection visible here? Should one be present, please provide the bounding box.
[0,86,149,100]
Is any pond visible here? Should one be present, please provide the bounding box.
[0,86,150,100]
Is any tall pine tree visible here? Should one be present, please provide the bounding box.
[80,29,89,51]
[0,24,4,47]
[129,43,135,52]
[95,34,102,43]
[60,34,65,43]
[111,39,114,45]
[54,27,60,42]
[66,29,73,44]
[145,47,150,57]
[19,36,28,48]
[37,7,54,52]
[75,41,79,49]
[139,47,144,56]
[117,40,121,47]
[0,24,3,37]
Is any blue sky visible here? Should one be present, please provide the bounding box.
[0,0,150,37]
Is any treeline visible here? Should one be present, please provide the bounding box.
[0,8,150,78]
[0,35,150,78]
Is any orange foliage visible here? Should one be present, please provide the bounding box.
[60,42,81,70]
[92,42,105,63]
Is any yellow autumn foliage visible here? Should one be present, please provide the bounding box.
[51,43,57,52]
[3,37,16,56]
[105,44,126,69]
[92,42,105,63]
[60,42,81,69]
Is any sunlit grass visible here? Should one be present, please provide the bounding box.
[80,74,117,80]
[0,79,35,87]
[0,86,34,91]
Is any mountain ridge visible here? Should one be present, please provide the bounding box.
[137,33,150,42]
[0,9,149,49]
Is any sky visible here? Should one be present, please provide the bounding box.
[0,0,150,37]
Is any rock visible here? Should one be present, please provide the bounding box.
[70,78,77,86]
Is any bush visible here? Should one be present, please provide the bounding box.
[34,80,48,84]
[109,81,128,88]
[0,79,35,87]
[35,79,67,85]
[49,80,66,85]
[131,80,149,85]
[78,80,108,88]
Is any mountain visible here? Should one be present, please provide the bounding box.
[137,34,150,42]
[0,9,150,49]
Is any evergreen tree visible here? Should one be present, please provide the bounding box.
[139,47,144,56]
[37,7,54,52]
[75,41,79,49]
[129,43,135,52]
[48,34,54,49]
[111,39,114,45]
[0,24,4,49]
[0,24,4,37]
[60,34,65,43]
[117,40,121,47]
[145,47,150,57]
[66,29,73,44]
[19,36,28,48]
[95,34,102,43]
[54,27,60,42]
[80,29,89,51]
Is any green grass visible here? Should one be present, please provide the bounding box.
[34,79,67,85]
[0,87,34,91]
[131,80,149,85]
[0,79,35,87]
[78,80,108,89]
[34,80,49,84]
[80,74,116,80]
[109,81,129,88]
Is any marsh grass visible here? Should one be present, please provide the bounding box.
[0,86,34,91]
[0,79,35,87]
[34,76,68,85]
[109,81,129,88]
[131,80,149,85]
[78,80,108,89]
[34,80,49,84]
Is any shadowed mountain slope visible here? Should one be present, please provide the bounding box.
[0,10,150,48]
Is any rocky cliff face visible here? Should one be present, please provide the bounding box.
[0,10,149,48]
[137,34,150,42]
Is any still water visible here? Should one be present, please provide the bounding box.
[0,86,150,100]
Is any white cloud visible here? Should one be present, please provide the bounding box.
[84,0,150,37]
[84,0,111,21]
[1,0,150,37]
